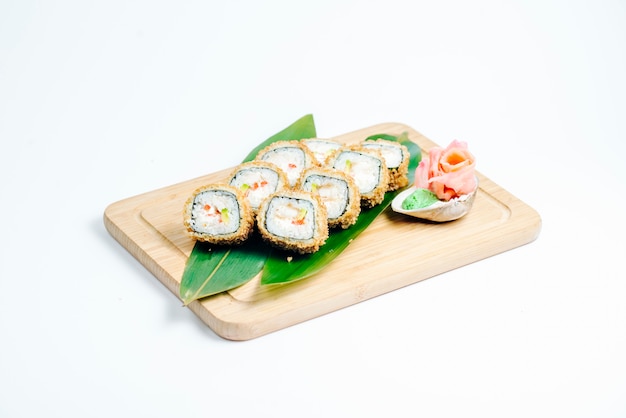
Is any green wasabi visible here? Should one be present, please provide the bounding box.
[401,188,440,210]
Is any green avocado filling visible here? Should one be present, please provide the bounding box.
[401,188,440,210]
[220,207,229,223]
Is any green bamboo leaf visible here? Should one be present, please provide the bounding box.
[260,133,422,285]
[179,114,317,304]
[364,133,400,142]
[180,235,269,305]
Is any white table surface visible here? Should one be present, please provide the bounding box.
[1,1,625,417]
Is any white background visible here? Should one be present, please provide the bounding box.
[1,1,625,417]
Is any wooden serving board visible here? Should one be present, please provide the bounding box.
[104,122,541,340]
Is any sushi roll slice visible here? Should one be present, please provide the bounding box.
[325,146,390,208]
[256,189,329,254]
[227,161,288,213]
[360,139,410,191]
[300,138,343,165]
[298,167,361,229]
[183,184,254,245]
[255,140,318,188]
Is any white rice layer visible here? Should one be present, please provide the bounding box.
[332,151,382,194]
[265,196,316,240]
[189,190,240,235]
[259,147,306,187]
[229,167,281,209]
[362,142,403,168]
[301,174,348,220]
[303,139,341,163]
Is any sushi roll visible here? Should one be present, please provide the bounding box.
[300,138,343,165]
[183,184,255,245]
[255,140,318,188]
[325,146,390,208]
[298,166,361,229]
[256,189,329,254]
[227,161,288,213]
[360,139,410,191]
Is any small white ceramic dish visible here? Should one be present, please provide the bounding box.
[391,180,479,222]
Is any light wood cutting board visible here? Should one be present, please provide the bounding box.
[104,122,541,340]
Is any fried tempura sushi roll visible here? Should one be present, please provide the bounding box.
[256,189,329,254]
[360,139,410,191]
[255,140,318,188]
[325,146,389,208]
[298,167,360,229]
[227,161,288,214]
[183,184,254,245]
[300,138,342,165]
